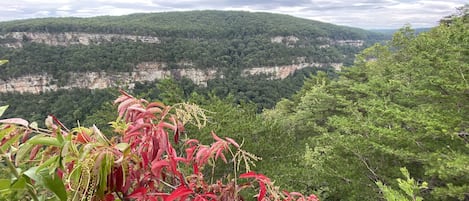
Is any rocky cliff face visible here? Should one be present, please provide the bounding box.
[0,62,217,93]
[0,32,160,48]
[0,32,345,93]
[0,32,363,49]
[271,35,364,48]
[0,61,340,94]
[242,62,342,79]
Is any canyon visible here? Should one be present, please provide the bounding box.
[0,32,360,93]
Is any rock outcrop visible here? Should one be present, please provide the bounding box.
[242,62,342,79]
[270,36,300,47]
[0,61,342,94]
[0,62,217,93]
[0,32,160,48]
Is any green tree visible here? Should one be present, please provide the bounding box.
[269,16,468,200]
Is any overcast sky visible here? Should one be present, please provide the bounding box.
[0,0,466,29]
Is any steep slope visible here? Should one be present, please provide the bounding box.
[0,11,384,93]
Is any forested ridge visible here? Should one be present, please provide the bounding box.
[0,10,381,39]
[0,11,384,80]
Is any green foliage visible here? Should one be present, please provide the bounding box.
[0,105,7,117]
[268,15,469,200]
[0,88,117,128]
[376,167,428,201]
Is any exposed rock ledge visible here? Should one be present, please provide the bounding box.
[271,35,364,48]
[242,62,342,79]
[0,62,342,94]
[0,32,160,48]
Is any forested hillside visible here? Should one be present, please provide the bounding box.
[0,10,383,80]
[0,10,380,126]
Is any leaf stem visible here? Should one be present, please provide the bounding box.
[0,149,39,201]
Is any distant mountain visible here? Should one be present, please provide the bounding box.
[0,10,385,93]
[369,27,432,35]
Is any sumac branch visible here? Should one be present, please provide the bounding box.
[0,91,318,201]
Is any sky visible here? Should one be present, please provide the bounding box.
[0,0,466,29]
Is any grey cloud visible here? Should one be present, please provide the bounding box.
[0,0,466,29]
[155,0,311,9]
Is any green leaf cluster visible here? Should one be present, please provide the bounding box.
[376,167,427,201]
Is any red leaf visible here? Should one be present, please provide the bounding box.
[215,147,227,163]
[225,137,240,148]
[50,115,68,131]
[75,132,91,143]
[127,105,146,113]
[114,90,133,104]
[307,194,320,201]
[151,160,170,178]
[185,146,197,162]
[117,98,138,117]
[29,145,41,160]
[114,166,124,192]
[240,172,271,201]
[165,185,193,201]
[193,163,199,174]
[239,172,257,179]
[161,122,176,131]
[146,102,165,109]
[126,123,152,135]
[174,128,180,144]
[211,131,222,142]
[114,95,129,105]
[142,152,149,168]
[127,187,147,199]
[57,168,64,179]
[242,172,269,182]
[104,193,115,201]
[258,181,266,201]
[195,146,210,166]
[21,130,30,143]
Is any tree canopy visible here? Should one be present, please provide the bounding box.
[265,15,469,200]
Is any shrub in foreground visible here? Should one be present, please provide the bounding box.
[0,91,318,201]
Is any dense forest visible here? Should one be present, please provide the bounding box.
[1,8,468,201]
[0,11,384,80]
